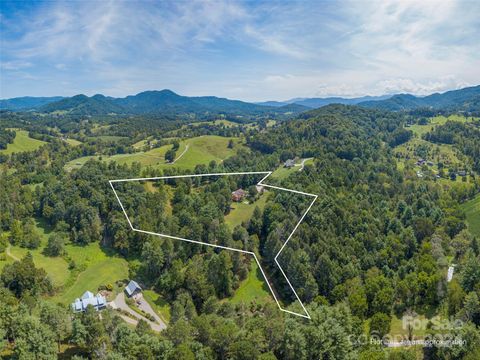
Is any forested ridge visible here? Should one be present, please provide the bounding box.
[0,104,479,359]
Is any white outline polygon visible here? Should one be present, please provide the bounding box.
[109,171,317,319]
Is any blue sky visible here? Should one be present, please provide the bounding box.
[1,0,479,101]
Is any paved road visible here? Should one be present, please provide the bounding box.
[110,292,166,332]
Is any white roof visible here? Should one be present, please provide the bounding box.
[71,291,106,312]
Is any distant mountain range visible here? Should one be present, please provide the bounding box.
[256,95,392,108]
[359,85,480,111]
[1,85,479,116]
[0,90,309,117]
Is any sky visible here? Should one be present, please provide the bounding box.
[1,0,479,101]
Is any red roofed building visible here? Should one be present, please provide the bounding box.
[231,189,246,202]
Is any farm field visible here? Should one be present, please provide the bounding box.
[0,129,47,154]
[407,114,474,137]
[462,193,480,237]
[225,193,269,229]
[229,260,271,305]
[65,135,242,172]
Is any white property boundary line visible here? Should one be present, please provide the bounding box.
[109,171,317,319]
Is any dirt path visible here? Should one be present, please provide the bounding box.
[6,245,19,261]
[171,144,189,164]
[297,157,313,171]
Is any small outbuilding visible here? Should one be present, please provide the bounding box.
[125,280,142,298]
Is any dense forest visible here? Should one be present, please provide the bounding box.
[0,104,479,359]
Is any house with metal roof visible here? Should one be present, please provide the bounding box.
[284,159,295,168]
[125,280,142,298]
[71,291,107,313]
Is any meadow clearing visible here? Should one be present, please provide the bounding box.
[65,135,242,172]
[462,193,480,238]
[0,129,47,155]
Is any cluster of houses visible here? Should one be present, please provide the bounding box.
[71,280,142,313]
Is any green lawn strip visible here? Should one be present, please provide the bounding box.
[461,193,480,237]
[64,138,82,146]
[1,130,47,155]
[224,194,268,229]
[230,260,271,305]
[141,290,171,323]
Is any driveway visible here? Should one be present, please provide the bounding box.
[110,292,166,332]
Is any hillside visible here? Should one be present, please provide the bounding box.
[360,85,480,111]
[0,96,64,111]
[4,90,307,118]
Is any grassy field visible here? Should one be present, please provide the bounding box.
[65,135,242,172]
[1,130,47,155]
[271,158,313,180]
[230,260,271,304]
[4,218,129,305]
[188,119,241,128]
[225,194,269,229]
[7,219,69,286]
[143,289,172,323]
[408,114,474,137]
[64,138,82,146]
[462,194,480,237]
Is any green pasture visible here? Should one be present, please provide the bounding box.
[462,193,480,237]
[0,130,47,155]
[65,135,242,172]
[230,260,271,305]
[225,194,269,229]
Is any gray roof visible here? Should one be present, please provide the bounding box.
[125,280,142,296]
[71,291,106,312]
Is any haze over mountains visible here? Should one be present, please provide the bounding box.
[1,85,479,116]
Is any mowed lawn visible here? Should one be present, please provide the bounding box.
[230,260,271,305]
[1,130,47,155]
[462,194,480,237]
[65,135,241,171]
[225,194,269,229]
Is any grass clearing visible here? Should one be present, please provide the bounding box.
[462,193,480,237]
[64,138,82,146]
[230,260,271,305]
[7,218,69,286]
[52,242,128,305]
[65,135,242,172]
[225,194,269,229]
[1,130,47,155]
[143,290,171,323]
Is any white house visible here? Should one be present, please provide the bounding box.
[71,291,107,312]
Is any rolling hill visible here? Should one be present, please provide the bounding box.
[2,90,308,117]
[359,85,480,111]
